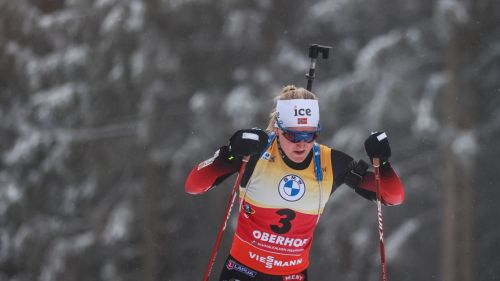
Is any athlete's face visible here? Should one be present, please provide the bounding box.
[275,126,317,163]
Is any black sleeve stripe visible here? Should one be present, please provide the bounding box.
[330,149,355,195]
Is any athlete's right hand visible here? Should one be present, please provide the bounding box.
[229,129,268,157]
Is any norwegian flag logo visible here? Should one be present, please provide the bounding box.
[297,118,308,124]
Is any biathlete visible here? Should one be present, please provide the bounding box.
[185,85,405,281]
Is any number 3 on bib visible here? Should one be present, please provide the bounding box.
[270,209,296,234]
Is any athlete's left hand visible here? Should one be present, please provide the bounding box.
[364,131,391,164]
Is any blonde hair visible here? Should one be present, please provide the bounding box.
[265,85,319,132]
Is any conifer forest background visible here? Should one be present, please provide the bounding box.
[1,0,499,280]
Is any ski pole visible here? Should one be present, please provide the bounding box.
[203,156,249,281]
[373,157,388,281]
[305,44,332,91]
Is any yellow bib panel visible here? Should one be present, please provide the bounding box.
[230,139,334,275]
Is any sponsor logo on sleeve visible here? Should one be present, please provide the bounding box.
[197,149,220,170]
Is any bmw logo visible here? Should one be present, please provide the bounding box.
[278,174,306,202]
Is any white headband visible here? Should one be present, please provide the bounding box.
[275,99,320,128]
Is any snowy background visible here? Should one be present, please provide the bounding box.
[1,0,499,280]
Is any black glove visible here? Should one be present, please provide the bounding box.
[364,131,391,164]
[344,159,370,188]
[229,129,268,157]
